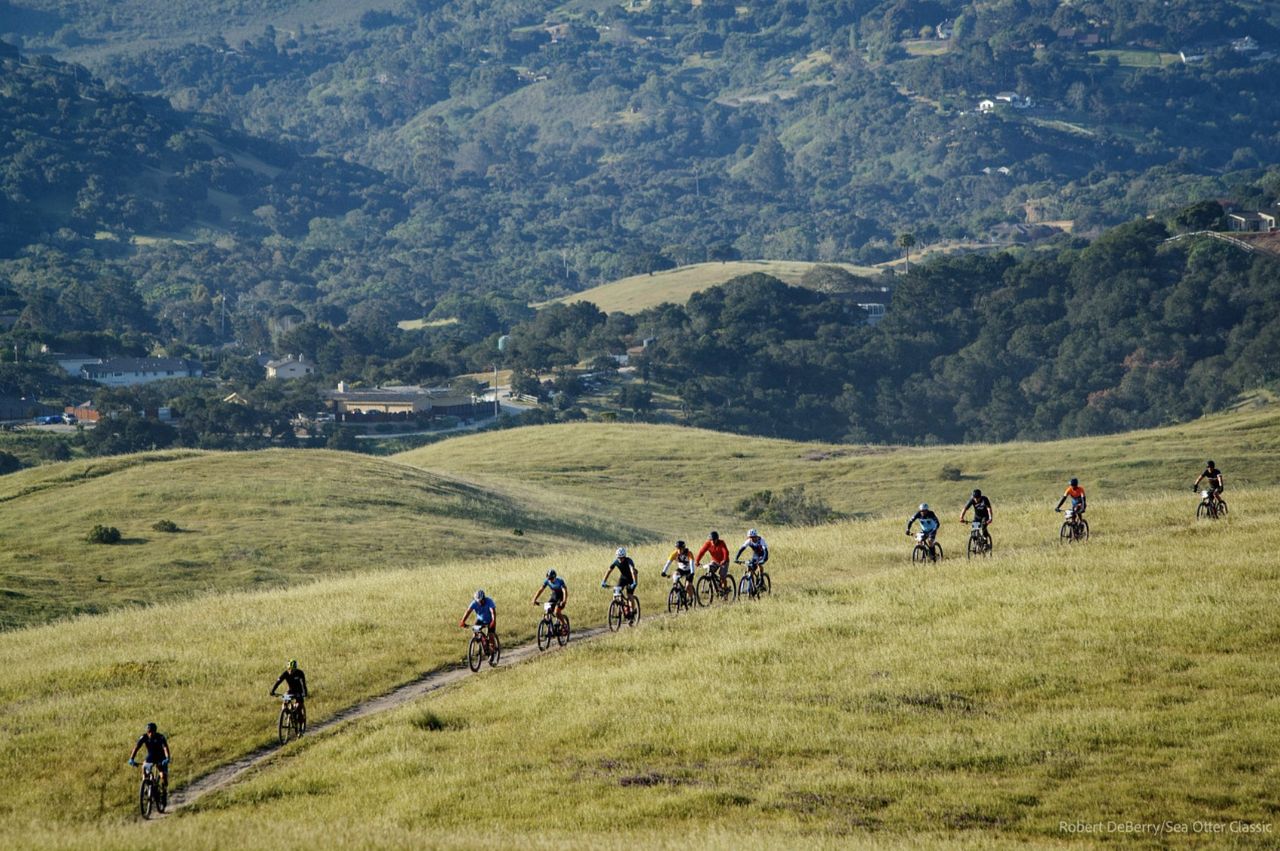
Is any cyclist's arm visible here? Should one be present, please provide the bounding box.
[734,544,747,561]
[1054,495,1066,510]
[532,585,544,604]
[459,609,471,628]
[760,545,769,563]
[1193,472,1205,487]
[602,565,615,585]
[129,742,142,761]
[300,673,308,697]
[269,672,284,695]
[695,542,711,564]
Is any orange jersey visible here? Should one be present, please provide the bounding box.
[1064,485,1085,500]
[696,539,730,564]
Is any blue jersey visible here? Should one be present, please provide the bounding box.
[469,597,496,624]
[542,577,566,596]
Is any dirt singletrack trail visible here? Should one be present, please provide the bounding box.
[166,624,612,813]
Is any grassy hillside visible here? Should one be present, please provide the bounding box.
[0,449,643,629]
[544,260,883,314]
[8,487,1276,848]
[400,397,1280,532]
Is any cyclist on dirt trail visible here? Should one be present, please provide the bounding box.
[1055,478,1087,516]
[906,504,940,547]
[601,547,638,617]
[695,531,732,592]
[270,659,309,724]
[960,489,994,545]
[1193,461,1224,504]
[460,589,497,639]
[661,540,696,591]
[127,723,171,789]
[532,569,569,634]
[735,529,769,576]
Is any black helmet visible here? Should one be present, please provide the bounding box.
[709,531,719,541]
[546,569,557,580]
[972,489,982,497]
[1206,460,1215,467]
[145,722,157,733]
[1069,478,1079,486]
[676,540,685,549]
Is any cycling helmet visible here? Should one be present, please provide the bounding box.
[615,547,627,558]
[474,589,486,602]
[972,489,982,497]
[919,503,929,511]
[1069,478,1079,486]
[145,722,157,733]
[287,659,297,669]
[747,528,758,538]
[546,569,557,580]
[709,531,719,541]
[1206,460,1215,467]
[675,540,685,549]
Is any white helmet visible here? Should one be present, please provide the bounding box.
[474,589,485,602]
[919,503,929,511]
[747,528,758,537]
[615,547,627,557]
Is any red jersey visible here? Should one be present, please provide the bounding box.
[696,539,729,564]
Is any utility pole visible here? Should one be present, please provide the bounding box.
[493,363,499,418]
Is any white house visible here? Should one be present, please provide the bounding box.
[978,99,996,113]
[264,354,315,380]
[82,357,203,387]
[45,351,102,376]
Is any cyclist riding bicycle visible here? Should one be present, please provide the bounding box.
[127,722,170,789]
[695,531,731,591]
[460,589,497,639]
[601,547,638,617]
[1193,460,1224,504]
[269,659,309,717]
[960,489,994,545]
[532,569,569,634]
[1055,478,1087,516]
[906,504,940,547]
[734,528,769,574]
[661,540,696,591]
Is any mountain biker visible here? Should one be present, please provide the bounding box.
[269,659,309,722]
[1193,460,1224,505]
[460,589,497,642]
[960,489,994,545]
[1055,478,1086,516]
[696,531,731,591]
[601,547,638,618]
[532,569,569,634]
[734,529,769,576]
[127,722,170,791]
[661,540,696,593]
[906,503,940,549]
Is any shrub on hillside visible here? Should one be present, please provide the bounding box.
[87,525,121,544]
[152,519,180,533]
[0,451,23,475]
[735,485,836,526]
[939,465,963,481]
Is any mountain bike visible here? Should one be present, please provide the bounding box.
[1058,508,1089,543]
[536,602,570,650]
[666,570,698,613]
[736,558,771,599]
[137,762,167,819]
[277,693,307,744]
[466,624,501,671]
[695,562,737,605]
[607,585,640,631]
[965,520,992,559]
[910,530,943,563]
[1197,489,1228,520]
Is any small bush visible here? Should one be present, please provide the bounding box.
[87,525,121,545]
[152,519,180,533]
[939,465,963,481]
[735,485,836,526]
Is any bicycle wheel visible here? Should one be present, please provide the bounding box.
[1077,519,1089,541]
[467,636,485,671]
[688,581,702,608]
[488,634,501,666]
[1197,502,1210,520]
[139,778,153,819]
[608,600,623,631]
[932,544,943,562]
[912,544,928,563]
[1059,522,1072,543]
[723,575,738,602]
[967,535,979,559]
[157,778,167,813]
[1217,499,1228,516]
[758,572,771,595]
[696,575,715,606]
[667,586,682,614]
[738,575,753,599]
[278,707,292,744]
[298,705,307,735]
[537,618,552,651]
[628,597,641,625]
[557,615,570,646]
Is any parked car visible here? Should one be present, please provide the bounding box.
[34,415,62,425]
[61,413,77,424]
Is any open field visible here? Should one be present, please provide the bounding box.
[401,398,1280,532]
[1088,49,1181,68]
[542,260,883,314]
[0,450,643,629]
[7,486,1276,848]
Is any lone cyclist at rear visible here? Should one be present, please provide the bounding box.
[960,489,994,545]
[460,589,497,639]
[269,659,309,721]
[602,547,638,616]
[906,503,940,547]
[734,528,769,574]
[1056,478,1086,516]
[127,722,170,789]
[1193,460,1224,504]
[532,569,569,633]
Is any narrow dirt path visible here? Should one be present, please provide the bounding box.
[166,624,612,812]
